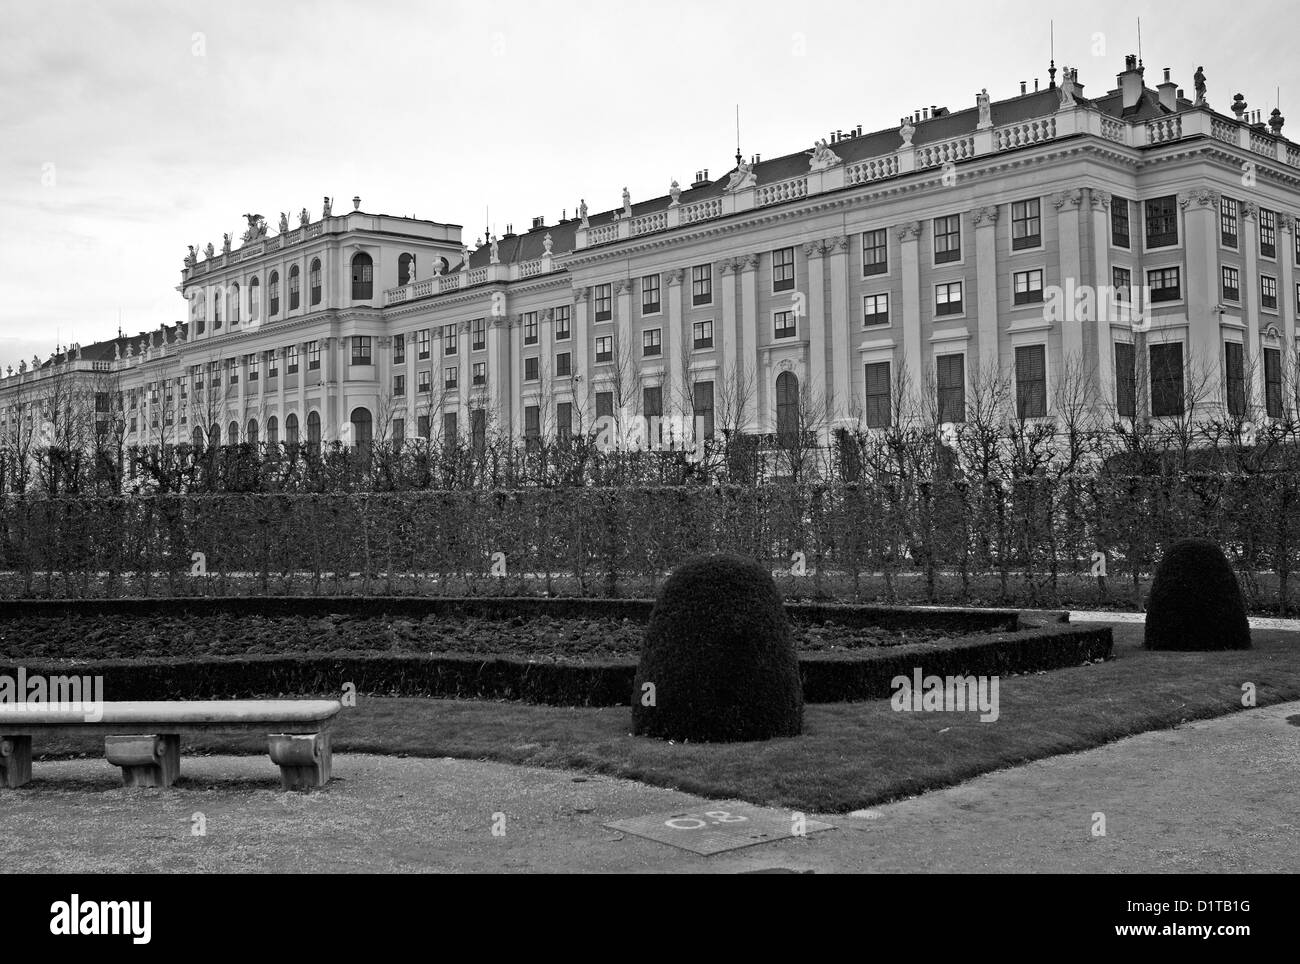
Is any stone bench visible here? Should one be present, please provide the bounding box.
[0,699,342,791]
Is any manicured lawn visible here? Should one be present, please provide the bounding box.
[30,625,1300,812]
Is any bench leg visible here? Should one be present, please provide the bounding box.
[267,733,331,791]
[105,734,181,788]
[0,736,32,789]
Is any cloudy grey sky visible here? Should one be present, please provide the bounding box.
[0,0,1289,366]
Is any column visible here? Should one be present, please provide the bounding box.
[898,221,925,409]
[488,315,508,434]
[739,255,759,431]
[826,235,851,428]
[1181,189,1223,401]
[1055,191,1085,365]
[377,336,392,437]
[572,288,590,416]
[509,315,522,440]
[718,262,737,394]
[663,275,682,421]
[1280,217,1297,368]
[277,346,287,440]
[973,205,1001,374]
[458,320,472,423]
[1088,192,1114,404]
[1241,202,1263,409]
[804,242,828,424]
[540,308,554,424]
[615,279,634,370]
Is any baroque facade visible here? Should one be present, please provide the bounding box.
[5,55,1300,456]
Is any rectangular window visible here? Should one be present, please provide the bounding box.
[418,329,431,360]
[1264,347,1284,418]
[393,334,405,364]
[595,391,613,419]
[641,274,661,314]
[1011,198,1041,249]
[937,354,965,423]
[443,324,458,355]
[266,351,278,378]
[1144,195,1178,248]
[1225,340,1246,416]
[524,405,540,450]
[417,369,431,394]
[594,283,612,321]
[351,336,372,365]
[472,362,486,386]
[471,409,486,452]
[1222,266,1241,302]
[1148,267,1181,303]
[442,412,456,441]
[392,418,404,446]
[696,381,717,441]
[691,263,712,305]
[1261,274,1278,310]
[556,401,573,441]
[1112,196,1131,248]
[1113,266,1132,303]
[444,366,458,390]
[1221,197,1239,248]
[269,275,280,315]
[1013,269,1044,305]
[595,335,613,363]
[393,373,406,397]
[556,351,571,376]
[1150,342,1185,416]
[1115,342,1136,417]
[863,293,889,326]
[643,385,662,432]
[249,355,260,381]
[227,359,238,385]
[1260,208,1277,258]
[289,270,300,310]
[693,319,713,349]
[524,357,539,382]
[934,214,961,263]
[774,310,796,339]
[472,318,486,351]
[310,262,321,304]
[642,328,662,357]
[523,312,538,345]
[772,247,795,292]
[862,228,888,276]
[935,281,964,316]
[288,344,300,374]
[417,414,430,439]
[864,361,890,428]
[553,306,571,341]
[1014,345,1046,418]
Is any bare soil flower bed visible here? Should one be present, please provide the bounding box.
[0,612,952,662]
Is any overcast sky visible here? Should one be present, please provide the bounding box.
[0,0,1290,366]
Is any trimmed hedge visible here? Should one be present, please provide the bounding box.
[0,596,1020,633]
[632,554,803,742]
[0,624,1112,707]
[1145,538,1252,651]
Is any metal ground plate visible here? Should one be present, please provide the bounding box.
[605,802,835,855]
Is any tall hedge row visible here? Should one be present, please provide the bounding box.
[1,474,1297,609]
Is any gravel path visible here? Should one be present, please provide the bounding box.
[2,701,1296,873]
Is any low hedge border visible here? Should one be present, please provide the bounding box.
[0,625,1110,707]
[0,595,1020,634]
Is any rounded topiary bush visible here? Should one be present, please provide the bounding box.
[632,553,802,742]
[1144,538,1251,651]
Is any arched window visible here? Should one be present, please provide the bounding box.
[349,407,373,454]
[266,416,278,445]
[230,283,240,324]
[269,271,280,315]
[247,419,259,445]
[351,252,373,300]
[249,276,260,322]
[228,420,239,444]
[307,410,321,447]
[286,412,300,444]
[309,259,321,306]
[398,253,415,286]
[289,265,300,310]
[775,371,800,438]
[191,427,204,448]
[210,424,221,446]
[213,289,222,328]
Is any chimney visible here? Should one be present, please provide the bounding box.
[1118,54,1145,110]
[532,216,545,229]
[691,170,709,188]
[1157,68,1178,111]
[352,195,361,211]
[1020,81,1027,94]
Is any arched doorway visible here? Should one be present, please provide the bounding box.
[286,412,300,445]
[349,407,373,454]
[307,411,321,447]
[775,371,800,438]
[266,415,279,445]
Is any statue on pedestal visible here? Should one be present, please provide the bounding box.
[669,180,681,206]
[809,139,841,172]
[204,242,215,259]
[322,196,333,218]
[222,233,232,255]
[489,235,500,264]
[185,246,198,267]
[543,232,553,255]
[726,158,757,190]
[900,115,916,148]
[1194,67,1207,107]
[976,88,992,128]
[278,212,289,234]
[622,187,631,216]
[299,207,310,227]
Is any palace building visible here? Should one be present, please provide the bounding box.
[4,54,1300,458]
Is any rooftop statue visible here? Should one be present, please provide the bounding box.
[543,232,553,255]
[460,243,470,270]
[669,180,681,206]
[278,212,290,234]
[185,245,197,266]
[490,235,500,264]
[1194,66,1207,106]
[222,233,231,255]
[727,157,757,190]
[322,196,333,218]
[299,207,310,227]
[579,198,589,227]
[976,88,992,128]
[241,213,267,243]
[204,242,215,259]
[622,186,632,215]
[809,138,841,172]
[900,115,916,148]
